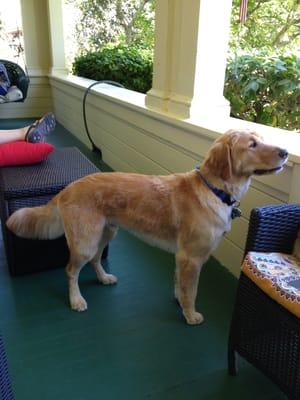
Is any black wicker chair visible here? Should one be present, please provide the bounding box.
[0,335,14,400]
[0,59,29,102]
[228,203,300,400]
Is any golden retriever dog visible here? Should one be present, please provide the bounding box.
[6,130,288,324]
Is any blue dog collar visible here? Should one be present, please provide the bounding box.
[195,166,241,219]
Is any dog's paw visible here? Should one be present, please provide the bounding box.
[184,311,204,325]
[70,295,88,312]
[101,273,118,285]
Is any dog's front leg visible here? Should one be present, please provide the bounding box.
[175,251,204,325]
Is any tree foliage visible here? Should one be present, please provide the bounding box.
[225,55,300,130]
[226,0,300,130]
[229,0,300,55]
[69,0,155,52]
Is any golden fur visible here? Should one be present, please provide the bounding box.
[7,129,288,324]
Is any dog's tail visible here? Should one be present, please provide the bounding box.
[6,199,64,240]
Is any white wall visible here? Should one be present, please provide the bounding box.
[50,74,299,276]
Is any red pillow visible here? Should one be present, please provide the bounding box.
[0,141,54,167]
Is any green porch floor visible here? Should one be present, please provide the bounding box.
[0,119,286,400]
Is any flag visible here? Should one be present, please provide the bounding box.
[239,0,248,24]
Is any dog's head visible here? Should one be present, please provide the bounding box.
[203,129,288,180]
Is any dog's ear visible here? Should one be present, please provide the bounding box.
[206,142,233,181]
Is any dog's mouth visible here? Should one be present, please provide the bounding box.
[254,166,284,175]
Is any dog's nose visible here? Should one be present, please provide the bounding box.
[278,148,288,159]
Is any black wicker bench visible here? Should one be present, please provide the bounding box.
[0,335,14,400]
[0,147,107,276]
[228,204,300,400]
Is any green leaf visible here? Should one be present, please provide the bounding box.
[245,80,259,92]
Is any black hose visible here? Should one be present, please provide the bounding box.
[82,80,124,157]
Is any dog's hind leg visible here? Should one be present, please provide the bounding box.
[62,206,106,311]
[66,255,90,312]
[91,224,119,285]
[175,251,204,325]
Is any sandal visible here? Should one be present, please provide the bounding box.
[25,112,56,143]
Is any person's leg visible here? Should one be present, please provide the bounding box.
[0,127,27,144]
[0,112,56,145]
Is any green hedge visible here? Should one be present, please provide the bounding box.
[224,54,300,131]
[72,44,153,94]
[73,47,299,131]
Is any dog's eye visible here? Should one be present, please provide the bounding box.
[249,140,257,148]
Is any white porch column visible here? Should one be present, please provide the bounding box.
[146,0,232,120]
[47,0,68,75]
[20,0,51,75]
[145,0,172,112]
